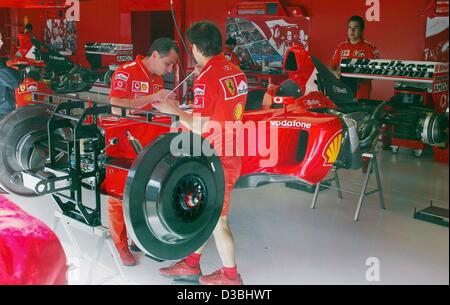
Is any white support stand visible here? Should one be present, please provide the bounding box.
[53,211,127,284]
[310,152,386,221]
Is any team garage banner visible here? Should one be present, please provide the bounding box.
[226,16,310,72]
[424,0,449,62]
[44,19,78,54]
[425,17,449,62]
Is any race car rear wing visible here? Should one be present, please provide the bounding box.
[340,58,449,84]
[311,55,357,104]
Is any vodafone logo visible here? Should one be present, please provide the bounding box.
[270,120,312,129]
[132,81,149,93]
[273,97,283,104]
[113,80,127,91]
[193,97,205,108]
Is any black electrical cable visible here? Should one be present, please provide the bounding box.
[170,0,197,71]
[170,0,197,103]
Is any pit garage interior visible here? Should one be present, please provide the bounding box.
[0,0,448,285]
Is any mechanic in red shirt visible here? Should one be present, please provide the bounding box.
[153,21,247,285]
[224,37,241,67]
[108,37,179,266]
[331,15,380,99]
[15,24,34,58]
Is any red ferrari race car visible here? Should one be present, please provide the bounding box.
[0,46,445,261]
[6,34,96,95]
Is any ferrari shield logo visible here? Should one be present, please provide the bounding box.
[225,79,235,95]
[220,73,247,100]
[19,84,27,92]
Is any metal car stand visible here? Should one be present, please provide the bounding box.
[53,210,127,284]
[310,151,386,221]
[33,93,130,284]
[414,200,449,227]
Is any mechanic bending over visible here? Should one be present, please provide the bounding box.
[331,15,380,99]
[108,38,179,266]
[153,21,247,285]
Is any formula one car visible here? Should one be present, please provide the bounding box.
[6,34,96,94]
[339,57,449,157]
[0,46,443,261]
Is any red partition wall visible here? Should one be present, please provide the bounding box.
[238,0,432,100]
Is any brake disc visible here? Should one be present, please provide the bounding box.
[123,132,225,261]
[418,112,449,146]
[0,104,52,196]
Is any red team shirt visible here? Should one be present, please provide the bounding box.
[192,53,248,216]
[192,53,247,129]
[332,39,380,99]
[109,55,164,109]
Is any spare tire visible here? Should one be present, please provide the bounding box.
[0,104,52,196]
[0,186,7,194]
[123,132,225,261]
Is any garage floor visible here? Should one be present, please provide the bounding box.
[5,147,449,285]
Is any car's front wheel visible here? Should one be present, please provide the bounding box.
[123,132,225,261]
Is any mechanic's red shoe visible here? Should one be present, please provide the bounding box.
[199,269,243,285]
[159,260,201,280]
[118,248,137,267]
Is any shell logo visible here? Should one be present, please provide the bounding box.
[234,103,243,121]
[323,131,342,166]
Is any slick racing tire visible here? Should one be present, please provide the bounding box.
[0,104,52,196]
[123,132,225,261]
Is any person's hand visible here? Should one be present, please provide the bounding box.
[151,89,176,103]
[152,98,180,115]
